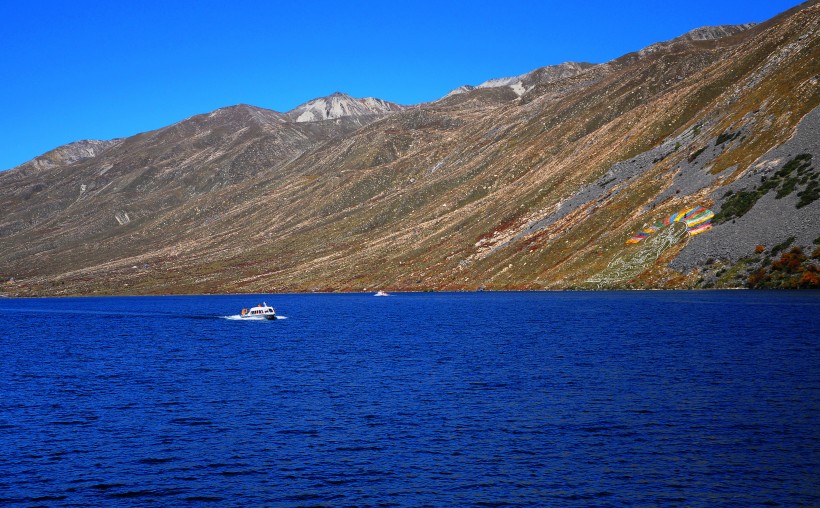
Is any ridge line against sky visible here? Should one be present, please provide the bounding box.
[0,0,807,171]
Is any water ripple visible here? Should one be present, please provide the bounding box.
[0,291,817,506]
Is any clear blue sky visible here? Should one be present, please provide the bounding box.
[0,0,805,170]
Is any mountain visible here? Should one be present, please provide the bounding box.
[475,61,596,96]
[0,102,376,279]
[1,1,818,296]
[10,139,122,177]
[286,92,406,123]
[446,25,757,99]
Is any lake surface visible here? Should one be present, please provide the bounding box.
[1,291,818,506]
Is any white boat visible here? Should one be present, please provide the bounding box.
[374,290,390,297]
[240,302,277,320]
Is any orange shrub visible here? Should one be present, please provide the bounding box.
[798,270,820,288]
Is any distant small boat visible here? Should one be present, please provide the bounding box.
[240,302,277,320]
[374,290,390,297]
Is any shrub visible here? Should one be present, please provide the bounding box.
[776,177,798,198]
[796,180,818,208]
[779,153,812,175]
[714,189,760,224]
[771,236,795,256]
[715,130,741,145]
[747,268,768,288]
[688,146,707,162]
[798,268,820,288]
[771,247,806,273]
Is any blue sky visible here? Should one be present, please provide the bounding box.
[0,0,805,171]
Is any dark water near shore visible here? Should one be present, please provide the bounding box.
[1,291,818,506]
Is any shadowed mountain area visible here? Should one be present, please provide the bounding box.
[1,2,818,296]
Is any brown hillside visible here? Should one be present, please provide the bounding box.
[1,2,818,296]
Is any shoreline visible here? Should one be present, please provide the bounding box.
[3,286,796,300]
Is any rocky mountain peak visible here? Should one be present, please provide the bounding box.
[202,104,287,127]
[675,23,757,42]
[12,139,121,174]
[444,23,757,101]
[286,92,406,123]
[636,23,758,58]
[479,61,593,89]
[442,61,594,100]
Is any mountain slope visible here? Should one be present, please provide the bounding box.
[1,2,818,296]
[0,103,379,279]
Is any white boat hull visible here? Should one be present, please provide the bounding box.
[240,303,277,320]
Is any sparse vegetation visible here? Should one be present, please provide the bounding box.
[714,154,816,223]
[771,236,796,256]
[715,130,741,145]
[700,241,820,290]
[714,189,760,223]
[688,146,707,162]
[747,246,820,289]
[796,180,819,208]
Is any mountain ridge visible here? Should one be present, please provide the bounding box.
[5,22,760,173]
[286,92,407,123]
[1,3,818,296]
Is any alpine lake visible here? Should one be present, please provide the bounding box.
[1,291,818,506]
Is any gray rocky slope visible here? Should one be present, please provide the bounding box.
[672,106,820,272]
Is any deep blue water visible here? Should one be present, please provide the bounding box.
[1,291,818,506]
